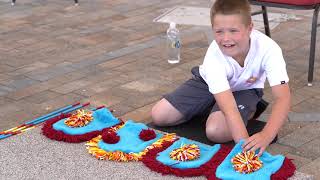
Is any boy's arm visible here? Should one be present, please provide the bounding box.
[214,89,249,142]
[243,83,291,156]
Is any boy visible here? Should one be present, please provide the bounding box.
[151,0,291,156]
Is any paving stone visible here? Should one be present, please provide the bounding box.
[73,77,125,97]
[288,171,313,180]
[278,121,311,138]
[46,68,95,84]
[51,79,93,94]
[25,62,76,81]
[0,85,14,96]
[5,79,62,100]
[156,66,192,83]
[120,103,155,123]
[120,78,166,93]
[299,157,320,180]
[7,62,51,76]
[22,90,62,104]
[97,55,139,69]
[37,93,86,113]
[12,99,44,116]
[0,96,13,106]
[0,103,22,117]
[0,75,40,90]
[112,58,160,72]
[123,93,161,109]
[293,137,320,160]
[108,103,135,118]
[13,41,57,56]
[266,143,296,155]
[86,91,125,108]
[176,58,203,71]
[0,110,34,132]
[77,71,123,90]
[0,73,11,82]
[293,84,320,98]
[0,64,15,73]
[288,112,320,122]
[291,97,320,113]
[278,123,320,148]
[104,36,165,60]
[291,93,311,107]
[285,153,313,169]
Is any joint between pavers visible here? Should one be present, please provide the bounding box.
[260,113,320,122]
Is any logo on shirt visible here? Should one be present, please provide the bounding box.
[246,76,257,83]
[238,104,245,110]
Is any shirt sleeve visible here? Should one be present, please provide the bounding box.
[262,45,289,86]
[200,43,230,94]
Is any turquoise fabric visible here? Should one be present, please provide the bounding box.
[98,120,163,153]
[53,108,120,135]
[216,140,285,180]
[156,137,221,169]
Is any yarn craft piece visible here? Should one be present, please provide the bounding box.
[142,137,230,178]
[42,107,123,143]
[231,151,263,174]
[86,120,178,162]
[64,109,93,128]
[215,140,296,180]
[157,138,220,169]
[101,129,120,144]
[169,144,200,162]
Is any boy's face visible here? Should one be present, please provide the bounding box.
[213,14,253,62]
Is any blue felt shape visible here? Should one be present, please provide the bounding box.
[98,120,163,153]
[156,137,221,169]
[216,140,285,180]
[53,108,120,135]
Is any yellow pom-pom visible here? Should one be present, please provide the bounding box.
[64,109,93,128]
[169,144,200,161]
[231,151,263,174]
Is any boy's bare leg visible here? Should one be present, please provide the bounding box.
[206,111,233,143]
[151,98,185,126]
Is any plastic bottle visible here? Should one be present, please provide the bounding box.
[167,22,181,64]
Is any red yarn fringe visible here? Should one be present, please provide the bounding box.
[142,141,232,178]
[205,145,232,180]
[206,147,296,180]
[139,129,156,141]
[271,157,296,180]
[142,141,295,180]
[42,113,123,143]
[101,129,120,144]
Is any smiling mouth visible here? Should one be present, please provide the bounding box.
[223,44,235,48]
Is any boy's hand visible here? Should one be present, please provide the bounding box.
[242,131,273,156]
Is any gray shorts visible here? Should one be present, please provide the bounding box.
[164,66,263,125]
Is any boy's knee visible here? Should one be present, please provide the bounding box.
[151,101,174,126]
[151,104,166,126]
[206,125,223,142]
[206,119,232,143]
[151,99,184,126]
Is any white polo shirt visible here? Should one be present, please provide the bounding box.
[199,29,289,94]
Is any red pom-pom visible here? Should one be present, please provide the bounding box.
[139,129,156,141]
[102,130,120,144]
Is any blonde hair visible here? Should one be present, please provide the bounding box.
[211,0,252,27]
